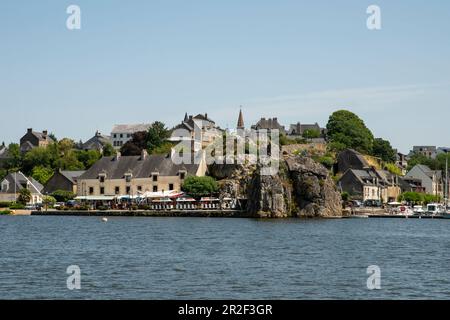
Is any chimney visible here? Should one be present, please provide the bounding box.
[42,130,48,137]
[141,149,148,160]
[27,128,32,134]
[205,113,208,119]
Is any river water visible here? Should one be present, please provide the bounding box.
[0,216,449,299]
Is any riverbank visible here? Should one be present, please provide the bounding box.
[31,209,252,218]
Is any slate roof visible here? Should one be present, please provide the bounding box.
[0,172,43,194]
[60,171,86,184]
[79,154,200,180]
[111,124,151,134]
[251,118,285,131]
[410,164,442,180]
[0,145,10,159]
[81,131,111,150]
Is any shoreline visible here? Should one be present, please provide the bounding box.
[24,210,450,219]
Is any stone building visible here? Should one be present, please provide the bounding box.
[76,150,207,197]
[42,170,85,195]
[111,124,151,149]
[19,128,54,153]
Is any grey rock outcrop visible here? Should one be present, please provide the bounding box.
[211,154,342,218]
[285,155,342,217]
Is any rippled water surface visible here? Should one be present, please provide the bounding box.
[0,216,449,299]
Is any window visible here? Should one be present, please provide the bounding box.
[126,186,131,194]
[153,186,158,192]
[169,184,174,191]
[137,186,142,192]
[127,134,132,138]
[1,181,8,192]
[180,172,185,180]
[99,176,105,183]
[89,187,94,195]
[100,187,105,195]
[115,187,120,195]
[113,134,117,138]
[153,175,158,182]
[125,174,132,183]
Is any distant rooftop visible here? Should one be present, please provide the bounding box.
[111,124,152,134]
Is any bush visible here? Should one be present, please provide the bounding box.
[0,209,12,215]
[0,201,11,208]
[9,203,25,210]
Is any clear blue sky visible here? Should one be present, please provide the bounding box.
[1,0,450,153]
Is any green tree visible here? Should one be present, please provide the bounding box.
[22,146,56,174]
[182,176,218,198]
[302,129,321,140]
[102,143,116,157]
[0,168,7,181]
[407,153,438,171]
[372,138,396,163]
[17,188,32,205]
[121,131,148,156]
[147,121,170,153]
[4,143,22,170]
[51,190,76,202]
[75,149,101,169]
[31,166,54,185]
[42,195,56,210]
[326,110,374,154]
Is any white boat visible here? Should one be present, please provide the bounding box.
[413,205,426,215]
[426,203,446,216]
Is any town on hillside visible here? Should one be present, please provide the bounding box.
[1,109,449,217]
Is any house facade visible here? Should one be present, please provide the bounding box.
[76,150,207,197]
[169,113,222,151]
[0,172,43,204]
[111,124,152,149]
[338,168,401,203]
[19,128,54,153]
[405,164,444,197]
[42,170,85,195]
[410,146,437,159]
[287,122,326,138]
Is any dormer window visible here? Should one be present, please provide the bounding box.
[179,171,186,180]
[99,173,106,183]
[1,180,9,192]
[151,172,159,182]
[125,173,132,183]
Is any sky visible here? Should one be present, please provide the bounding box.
[1,0,450,153]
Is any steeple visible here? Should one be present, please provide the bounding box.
[237,107,244,129]
[184,112,188,122]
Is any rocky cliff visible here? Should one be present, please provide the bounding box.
[210,154,342,218]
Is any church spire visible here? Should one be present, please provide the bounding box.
[184,112,188,122]
[237,107,244,129]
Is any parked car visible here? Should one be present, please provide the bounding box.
[364,200,382,207]
[53,202,65,209]
[350,200,363,207]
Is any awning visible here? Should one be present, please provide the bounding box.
[75,195,116,201]
[141,191,184,199]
